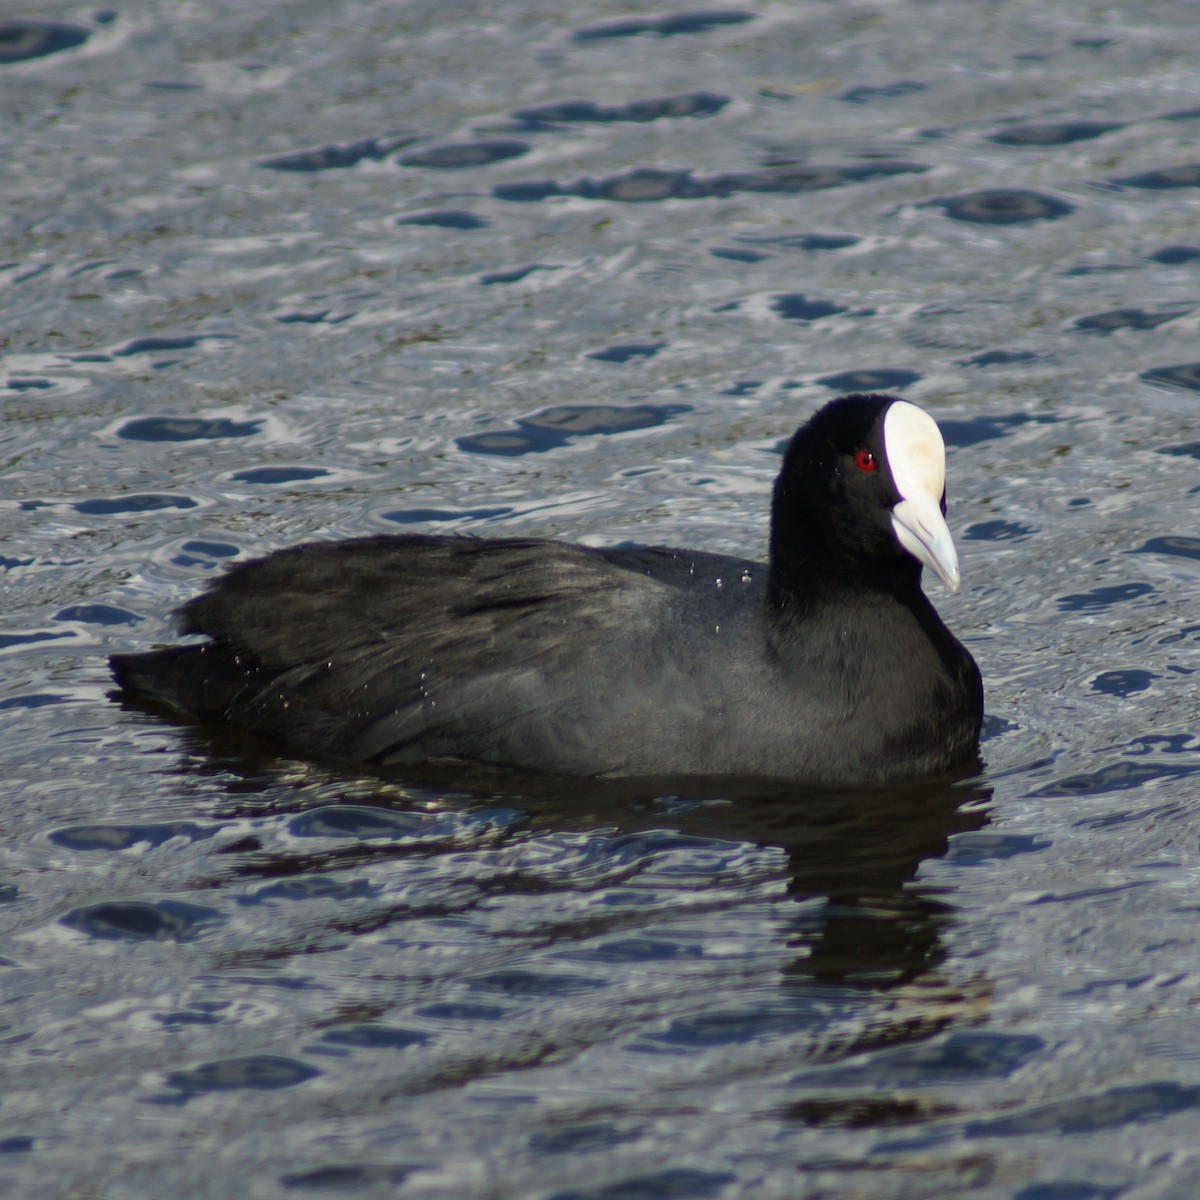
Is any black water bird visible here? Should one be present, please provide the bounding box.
[110,394,983,783]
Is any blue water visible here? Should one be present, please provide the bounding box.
[5,2,1200,1196]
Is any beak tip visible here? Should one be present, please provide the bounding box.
[891,502,961,595]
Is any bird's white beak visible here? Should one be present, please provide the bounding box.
[884,402,961,593]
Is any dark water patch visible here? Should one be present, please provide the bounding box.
[1141,363,1200,392]
[157,1003,228,1028]
[796,233,859,250]
[642,1007,811,1050]
[1123,733,1200,755]
[720,379,761,395]
[1069,265,1134,283]
[1092,669,1156,697]
[787,1094,956,1129]
[816,368,921,392]
[771,295,847,322]
[886,1031,1046,1081]
[69,353,114,363]
[494,161,926,204]
[1114,164,1200,189]
[1148,244,1200,265]
[54,603,141,625]
[113,335,235,358]
[549,1170,736,1200]
[381,506,514,525]
[0,630,74,651]
[490,180,570,203]
[1077,801,1185,832]
[981,714,1020,741]
[0,20,89,63]
[470,969,605,998]
[281,1164,416,1190]
[1133,535,1200,559]
[0,692,68,710]
[117,415,263,441]
[868,1032,1046,1089]
[293,310,354,325]
[1031,761,1199,797]
[479,263,559,286]
[512,93,727,128]
[50,822,212,852]
[936,412,1052,448]
[289,805,453,841]
[61,899,224,942]
[259,137,406,171]
[319,1025,429,1051]
[7,378,53,391]
[67,258,115,278]
[943,833,1050,865]
[569,938,703,965]
[398,140,529,169]
[1153,624,1200,648]
[803,1032,1044,1089]
[157,1055,320,1102]
[838,81,926,104]
[182,540,238,559]
[955,348,1041,364]
[397,210,489,230]
[232,465,330,485]
[990,121,1122,146]
[173,540,241,568]
[241,877,379,904]
[275,310,330,324]
[531,1122,639,1154]
[416,1002,508,1021]
[924,189,1074,224]
[587,342,665,363]
[75,494,198,516]
[966,1081,1200,1137]
[735,233,860,252]
[1074,307,1187,334]
[0,1137,33,1155]
[145,80,203,92]
[1014,1183,1123,1200]
[223,974,315,992]
[1058,582,1155,612]
[573,11,754,40]
[0,554,33,570]
[457,403,688,456]
[964,519,1036,542]
[709,246,767,263]
[10,262,51,284]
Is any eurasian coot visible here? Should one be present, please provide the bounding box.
[111,393,983,782]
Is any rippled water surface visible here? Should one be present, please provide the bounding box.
[6,2,1200,1196]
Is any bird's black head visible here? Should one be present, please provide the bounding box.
[768,393,958,606]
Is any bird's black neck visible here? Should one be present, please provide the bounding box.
[765,519,923,618]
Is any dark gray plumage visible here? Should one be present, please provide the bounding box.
[110,394,983,783]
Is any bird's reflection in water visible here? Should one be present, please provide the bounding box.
[505,765,991,994]
[175,718,986,986]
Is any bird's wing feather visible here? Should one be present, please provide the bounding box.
[119,535,755,768]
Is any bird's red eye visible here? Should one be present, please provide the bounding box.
[854,449,877,473]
